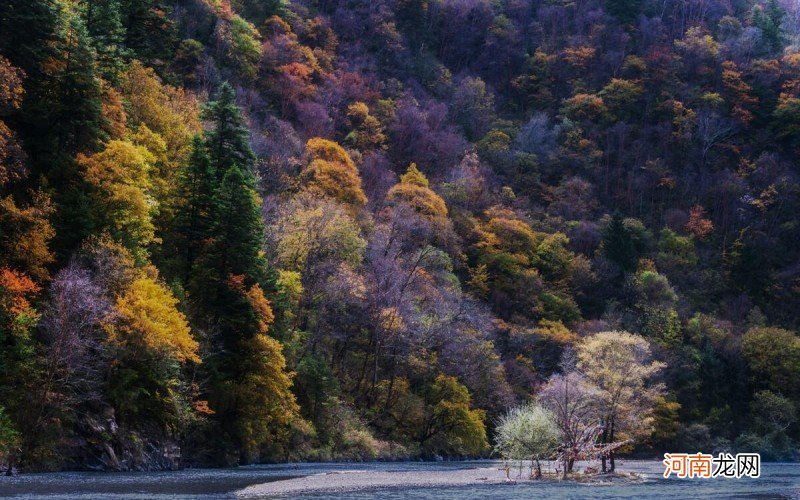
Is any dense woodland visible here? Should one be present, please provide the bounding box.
[1,0,799,471]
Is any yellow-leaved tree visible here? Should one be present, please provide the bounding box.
[112,276,199,364]
[105,273,200,425]
[120,61,200,172]
[301,138,367,207]
[229,284,300,462]
[576,331,664,472]
[386,163,448,221]
[80,140,157,260]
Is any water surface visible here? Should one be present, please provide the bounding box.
[0,460,797,498]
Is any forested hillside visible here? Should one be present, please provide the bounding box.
[1,0,799,470]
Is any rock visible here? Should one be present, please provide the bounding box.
[60,408,184,472]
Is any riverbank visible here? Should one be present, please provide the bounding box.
[3,461,798,499]
[235,465,642,497]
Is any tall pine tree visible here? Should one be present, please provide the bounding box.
[120,0,177,67]
[183,84,294,465]
[80,0,129,83]
[170,136,216,284]
[202,82,256,179]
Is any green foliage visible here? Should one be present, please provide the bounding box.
[169,136,216,282]
[232,0,286,24]
[773,96,800,142]
[741,327,800,398]
[602,212,649,274]
[178,83,295,465]
[121,0,177,66]
[657,228,698,270]
[0,405,19,465]
[203,83,256,177]
[220,16,262,83]
[605,0,642,23]
[80,0,129,82]
[419,375,489,457]
[494,404,561,461]
[600,79,644,121]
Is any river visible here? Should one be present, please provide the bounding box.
[1,460,798,498]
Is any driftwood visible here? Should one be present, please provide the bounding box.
[553,422,630,474]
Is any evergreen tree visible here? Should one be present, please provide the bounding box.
[171,136,216,284]
[751,0,785,54]
[0,1,103,162]
[184,85,292,464]
[120,0,177,66]
[49,4,104,156]
[190,164,290,464]
[202,83,256,179]
[40,4,105,256]
[80,0,129,83]
[208,164,266,284]
[602,211,639,274]
[0,0,60,82]
[605,0,643,24]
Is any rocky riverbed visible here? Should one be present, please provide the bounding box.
[235,466,644,497]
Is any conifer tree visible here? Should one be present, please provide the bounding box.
[202,83,256,178]
[51,5,104,156]
[190,163,292,464]
[171,136,216,284]
[0,1,102,161]
[0,0,59,83]
[602,211,639,274]
[120,0,177,66]
[81,0,129,83]
[185,84,293,464]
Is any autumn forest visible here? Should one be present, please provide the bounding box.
[1,0,799,471]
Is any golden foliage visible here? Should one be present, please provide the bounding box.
[0,56,25,111]
[561,93,608,122]
[386,164,447,219]
[0,267,39,318]
[232,332,300,461]
[686,205,713,239]
[302,138,367,207]
[80,140,158,254]
[399,163,429,187]
[111,276,200,364]
[0,191,55,283]
[246,283,276,335]
[345,102,386,150]
[533,319,577,344]
[120,61,200,170]
[101,85,128,140]
[562,46,596,69]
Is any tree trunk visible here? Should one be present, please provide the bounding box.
[609,417,616,473]
[600,421,608,473]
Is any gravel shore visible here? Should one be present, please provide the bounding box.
[235,466,509,497]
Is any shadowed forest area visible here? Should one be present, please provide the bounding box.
[0,0,799,471]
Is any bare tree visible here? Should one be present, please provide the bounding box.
[538,349,600,475]
[696,110,734,166]
[39,261,112,409]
